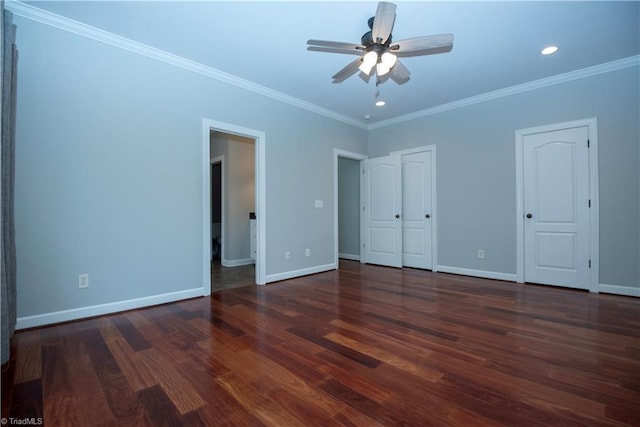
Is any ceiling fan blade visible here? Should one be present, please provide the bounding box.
[389,59,410,84]
[332,57,363,83]
[358,72,372,84]
[307,39,365,51]
[395,45,453,58]
[372,2,396,44]
[307,46,365,56]
[391,34,454,52]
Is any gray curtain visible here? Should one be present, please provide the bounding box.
[1,8,17,366]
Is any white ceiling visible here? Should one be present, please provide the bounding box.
[25,1,640,125]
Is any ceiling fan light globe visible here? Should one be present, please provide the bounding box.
[376,62,391,76]
[362,51,378,66]
[358,62,375,75]
[381,52,397,68]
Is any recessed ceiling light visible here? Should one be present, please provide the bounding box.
[541,45,559,55]
[375,100,386,107]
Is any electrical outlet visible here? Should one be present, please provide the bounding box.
[305,248,310,257]
[285,251,291,260]
[477,250,485,259]
[78,273,89,289]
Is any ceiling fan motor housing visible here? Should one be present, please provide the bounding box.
[361,31,393,49]
[362,16,392,48]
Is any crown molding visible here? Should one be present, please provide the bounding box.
[5,0,368,130]
[368,55,640,130]
[6,1,637,132]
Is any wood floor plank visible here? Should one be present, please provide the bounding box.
[176,358,241,424]
[9,379,43,423]
[137,385,187,427]
[324,331,442,382]
[136,347,206,415]
[3,260,639,426]
[288,326,382,368]
[110,314,152,352]
[101,323,157,392]
[66,353,117,427]
[316,354,393,405]
[41,344,83,425]
[85,330,146,425]
[215,373,303,426]
[12,330,41,384]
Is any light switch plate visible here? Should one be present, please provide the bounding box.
[314,200,323,208]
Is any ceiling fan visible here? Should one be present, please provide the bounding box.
[307,2,453,84]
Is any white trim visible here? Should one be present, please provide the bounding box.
[390,145,438,271]
[598,284,640,298]
[515,118,599,292]
[333,149,368,268]
[203,119,266,288]
[202,126,212,295]
[338,253,361,261]
[5,0,366,130]
[221,258,255,268]
[437,265,518,282]
[265,263,337,284]
[16,288,204,330]
[369,56,640,130]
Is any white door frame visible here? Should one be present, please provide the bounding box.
[390,145,438,271]
[333,149,368,266]
[515,118,599,292]
[202,119,266,293]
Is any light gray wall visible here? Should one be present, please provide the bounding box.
[368,66,640,290]
[210,132,255,262]
[12,12,637,325]
[338,157,360,258]
[13,16,367,319]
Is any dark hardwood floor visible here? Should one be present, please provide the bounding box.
[2,260,639,426]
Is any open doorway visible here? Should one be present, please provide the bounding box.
[211,159,222,261]
[334,149,367,266]
[210,131,255,291]
[202,119,266,294]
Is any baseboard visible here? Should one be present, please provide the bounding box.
[265,263,337,283]
[339,253,360,261]
[222,258,255,267]
[436,265,518,282]
[16,287,205,330]
[598,283,640,297]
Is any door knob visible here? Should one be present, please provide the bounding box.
[395,214,400,219]
[526,213,533,219]
[425,214,431,219]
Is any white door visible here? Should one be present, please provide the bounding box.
[362,155,402,267]
[402,151,433,269]
[523,126,590,289]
